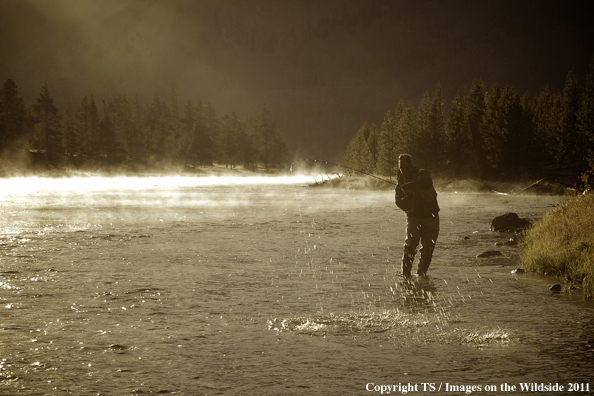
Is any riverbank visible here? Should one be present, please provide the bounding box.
[308,173,575,195]
[521,193,594,298]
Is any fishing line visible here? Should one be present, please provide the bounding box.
[290,158,398,186]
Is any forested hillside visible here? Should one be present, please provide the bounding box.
[0,79,288,173]
[344,58,594,184]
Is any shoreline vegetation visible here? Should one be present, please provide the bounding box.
[521,194,594,299]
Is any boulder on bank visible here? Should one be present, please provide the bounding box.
[490,213,532,232]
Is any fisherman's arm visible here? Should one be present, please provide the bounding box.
[407,169,433,188]
[395,171,406,201]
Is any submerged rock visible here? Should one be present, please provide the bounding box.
[495,238,518,247]
[109,344,128,350]
[476,250,504,258]
[490,213,532,232]
[549,284,562,292]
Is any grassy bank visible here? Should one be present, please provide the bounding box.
[521,193,594,298]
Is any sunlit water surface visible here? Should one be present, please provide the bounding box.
[1,177,593,395]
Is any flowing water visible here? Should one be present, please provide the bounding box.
[1,176,593,395]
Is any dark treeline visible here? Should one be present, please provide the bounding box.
[0,80,289,173]
[344,57,594,184]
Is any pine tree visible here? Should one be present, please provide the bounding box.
[498,85,523,178]
[464,78,487,178]
[559,68,581,168]
[146,92,174,161]
[204,101,219,161]
[445,92,473,177]
[578,55,594,171]
[75,96,91,156]
[377,112,398,177]
[180,99,199,161]
[428,83,446,169]
[125,95,145,161]
[106,92,131,161]
[413,91,431,167]
[394,100,406,144]
[481,82,503,176]
[73,94,102,157]
[519,92,537,175]
[99,100,126,163]
[170,87,182,158]
[256,105,287,170]
[397,102,415,158]
[32,82,62,157]
[108,93,130,141]
[366,124,379,172]
[0,78,28,152]
[63,107,77,156]
[344,123,374,175]
[89,95,100,156]
[188,119,213,165]
[534,86,562,167]
[219,112,242,167]
[238,113,258,170]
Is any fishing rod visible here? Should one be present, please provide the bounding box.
[290,158,398,186]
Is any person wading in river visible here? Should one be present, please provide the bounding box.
[395,154,440,278]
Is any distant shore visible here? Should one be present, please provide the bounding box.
[2,154,580,197]
[0,153,290,179]
[308,173,578,196]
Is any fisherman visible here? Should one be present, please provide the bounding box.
[395,154,440,277]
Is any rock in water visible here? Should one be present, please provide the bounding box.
[491,213,532,232]
[476,250,504,258]
[109,344,128,350]
[495,238,519,247]
[549,284,562,292]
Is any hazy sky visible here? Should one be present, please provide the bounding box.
[1,0,593,158]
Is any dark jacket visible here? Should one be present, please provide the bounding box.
[395,167,440,219]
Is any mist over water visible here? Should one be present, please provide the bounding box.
[1,177,593,394]
[1,175,314,193]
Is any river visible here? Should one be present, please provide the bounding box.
[1,176,593,395]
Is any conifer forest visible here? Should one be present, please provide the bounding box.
[343,57,594,184]
[3,54,594,183]
[0,79,288,173]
